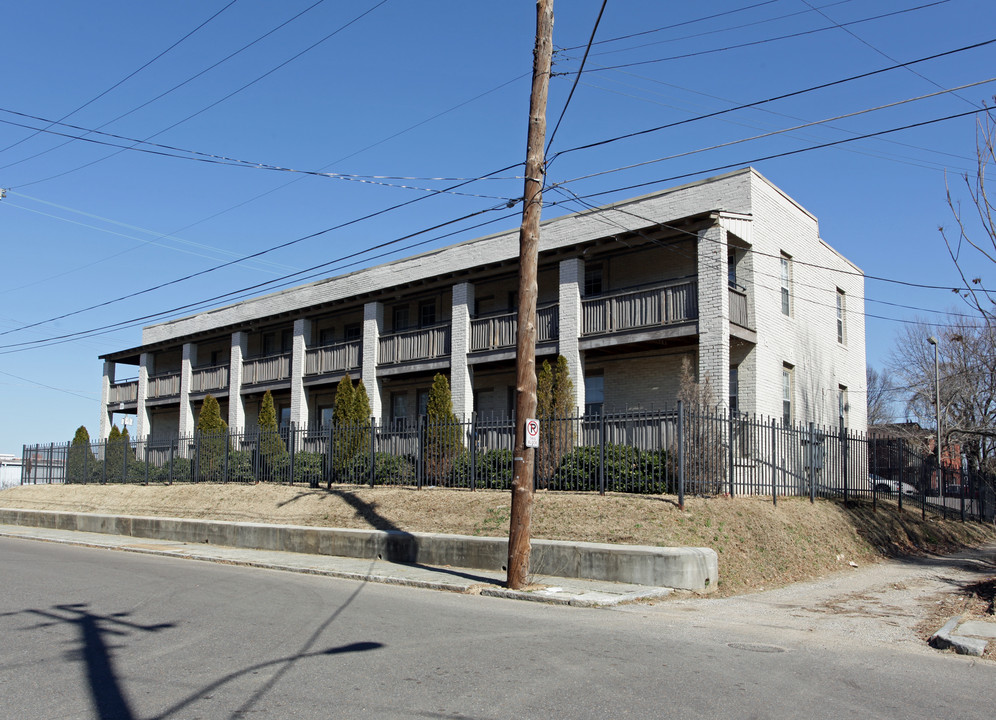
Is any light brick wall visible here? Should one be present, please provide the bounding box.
[228,332,248,432]
[178,343,196,436]
[289,318,311,427]
[590,351,695,411]
[136,353,150,439]
[362,302,383,420]
[558,258,584,413]
[99,361,115,441]
[450,282,474,420]
[697,224,730,408]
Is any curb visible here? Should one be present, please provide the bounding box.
[929,615,990,657]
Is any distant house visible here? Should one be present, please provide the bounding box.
[0,453,23,489]
[97,168,867,440]
[869,422,963,492]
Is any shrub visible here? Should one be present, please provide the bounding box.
[424,374,463,482]
[553,444,672,494]
[66,426,97,484]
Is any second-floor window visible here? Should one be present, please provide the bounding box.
[836,288,846,344]
[392,305,410,332]
[419,300,437,327]
[780,252,792,316]
[782,364,793,426]
[584,264,603,296]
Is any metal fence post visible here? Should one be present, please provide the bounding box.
[599,411,606,496]
[370,417,376,488]
[417,415,424,490]
[102,440,107,485]
[289,423,296,485]
[470,413,477,492]
[771,418,777,507]
[808,423,816,504]
[898,440,904,513]
[728,412,735,498]
[677,401,685,510]
[223,431,230,484]
[144,441,150,485]
[841,426,848,505]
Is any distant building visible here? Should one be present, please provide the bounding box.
[97,168,867,439]
[0,453,22,489]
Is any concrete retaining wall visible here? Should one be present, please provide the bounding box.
[0,508,718,591]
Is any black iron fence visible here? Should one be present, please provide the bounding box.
[21,405,995,522]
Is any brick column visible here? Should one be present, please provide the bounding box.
[558,258,585,413]
[136,352,151,439]
[178,342,196,436]
[99,360,115,441]
[362,301,384,421]
[697,224,730,408]
[290,318,311,428]
[228,331,248,432]
[450,282,474,420]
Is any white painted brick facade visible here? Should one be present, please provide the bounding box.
[102,169,866,437]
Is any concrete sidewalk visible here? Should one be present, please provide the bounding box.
[0,523,673,607]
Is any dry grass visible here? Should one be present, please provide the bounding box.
[2,483,994,597]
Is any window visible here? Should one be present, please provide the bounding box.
[838,385,848,429]
[261,332,277,356]
[782,365,793,426]
[836,288,846,344]
[585,373,604,416]
[728,251,738,288]
[392,305,410,332]
[729,367,739,414]
[318,405,334,428]
[279,406,291,430]
[343,323,362,342]
[391,392,408,425]
[319,327,336,346]
[780,253,792,316]
[584,264,604,296]
[419,300,437,328]
[417,389,430,418]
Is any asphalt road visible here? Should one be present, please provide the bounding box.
[2,537,993,720]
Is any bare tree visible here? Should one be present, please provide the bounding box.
[887,315,996,477]
[866,365,893,427]
[940,104,996,321]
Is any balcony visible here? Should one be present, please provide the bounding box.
[470,305,559,352]
[191,364,230,393]
[108,379,138,404]
[729,285,750,329]
[583,278,698,336]
[148,371,181,399]
[243,352,291,385]
[306,340,361,376]
[379,324,450,366]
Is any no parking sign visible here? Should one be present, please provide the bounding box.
[525,418,539,448]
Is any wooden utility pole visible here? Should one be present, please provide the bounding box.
[507,0,553,591]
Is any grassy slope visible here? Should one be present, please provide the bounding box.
[2,484,993,596]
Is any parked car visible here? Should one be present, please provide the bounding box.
[944,483,976,498]
[870,474,917,496]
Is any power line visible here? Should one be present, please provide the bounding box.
[545,0,607,157]
[550,36,996,160]
[583,1,950,74]
[11,0,392,190]
[0,0,242,158]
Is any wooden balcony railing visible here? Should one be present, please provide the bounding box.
[582,278,698,336]
[305,340,361,375]
[147,371,181,399]
[242,353,291,384]
[108,380,138,404]
[470,304,559,352]
[379,325,450,365]
[191,364,229,393]
[729,286,751,329]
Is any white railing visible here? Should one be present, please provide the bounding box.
[729,286,750,329]
[379,325,451,365]
[191,364,229,392]
[469,305,559,352]
[582,278,698,335]
[243,353,291,384]
[108,380,138,404]
[147,372,181,399]
[305,340,361,375]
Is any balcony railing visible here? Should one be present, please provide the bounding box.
[306,340,361,375]
[243,352,291,385]
[582,278,698,336]
[191,364,229,393]
[470,305,559,352]
[729,285,751,329]
[379,324,451,365]
[108,380,138,404]
[148,371,181,399]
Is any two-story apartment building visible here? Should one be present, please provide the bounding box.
[98,168,867,440]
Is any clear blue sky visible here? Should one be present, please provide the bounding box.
[1,0,993,451]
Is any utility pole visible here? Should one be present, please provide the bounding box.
[507,0,553,591]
